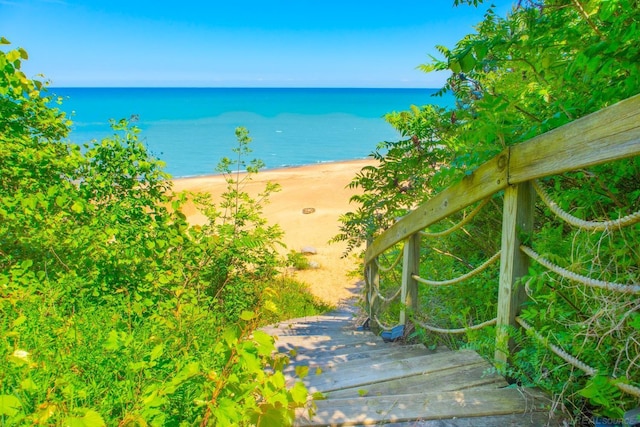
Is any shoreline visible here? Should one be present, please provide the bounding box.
[171,157,377,306]
[170,158,376,184]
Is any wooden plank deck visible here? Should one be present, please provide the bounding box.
[262,307,563,426]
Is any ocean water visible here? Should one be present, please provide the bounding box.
[52,88,453,178]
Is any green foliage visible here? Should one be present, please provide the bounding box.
[333,105,458,254]
[0,40,324,425]
[259,277,334,326]
[286,251,312,270]
[338,0,640,420]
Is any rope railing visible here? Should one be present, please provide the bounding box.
[360,95,640,408]
[419,198,491,238]
[372,286,402,304]
[414,317,497,334]
[374,243,405,273]
[365,270,401,305]
[516,317,640,397]
[413,251,501,287]
[520,245,640,294]
[533,180,640,231]
[373,315,399,332]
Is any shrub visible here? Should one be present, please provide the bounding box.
[0,39,320,425]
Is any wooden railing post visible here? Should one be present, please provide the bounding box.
[365,238,381,328]
[495,181,535,366]
[366,258,380,325]
[400,233,420,325]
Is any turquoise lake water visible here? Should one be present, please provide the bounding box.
[52,88,453,178]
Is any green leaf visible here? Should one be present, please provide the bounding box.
[81,410,106,427]
[103,330,121,351]
[270,371,285,389]
[312,391,326,401]
[20,378,38,392]
[150,344,164,361]
[295,365,309,379]
[55,194,67,207]
[474,42,488,62]
[169,362,200,388]
[12,315,27,327]
[63,410,106,427]
[239,310,256,321]
[71,201,84,213]
[252,330,275,356]
[459,50,476,72]
[449,59,462,73]
[0,395,22,416]
[257,410,290,427]
[0,36,10,45]
[290,381,308,404]
[263,299,278,314]
[6,50,20,62]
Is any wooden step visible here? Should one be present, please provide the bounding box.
[302,350,488,394]
[287,344,432,369]
[326,360,507,399]
[274,334,381,355]
[296,387,551,426]
[262,310,557,425]
[285,344,434,375]
[267,318,364,335]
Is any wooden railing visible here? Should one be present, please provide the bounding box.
[363,94,640,394]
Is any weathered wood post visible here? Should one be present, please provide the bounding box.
[367,257,380,325]
[400,233,421,326]
[495,181,535,367]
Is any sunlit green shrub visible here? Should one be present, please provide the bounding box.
[0,39,324,425]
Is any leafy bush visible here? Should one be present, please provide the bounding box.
[338,0,640,421]
[0,39,326,425]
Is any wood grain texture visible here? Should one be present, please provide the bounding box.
[400,233,420,324]
[509,94,640,184]
[262,308,557,426]
[300,388,550,426]
[495,182,535,365]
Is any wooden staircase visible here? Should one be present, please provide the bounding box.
[262,307,559,426]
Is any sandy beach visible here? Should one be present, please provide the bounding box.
[171,159,376,307]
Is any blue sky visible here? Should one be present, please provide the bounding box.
[1,0,514,88]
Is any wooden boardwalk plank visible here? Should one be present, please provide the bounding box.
[263,308,557,425]
[285,345,434,375]
[301,346,447,377]
[276,339,384,361]
[348,412,562,426]
[303,350,486,393]
[296,388,551,426]
[274,335,381,355]
[262,318,359,336]
[327,361,507,399]
[287,344,432,368]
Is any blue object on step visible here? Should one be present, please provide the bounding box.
[356,318,371,331]
[381,325,404,342]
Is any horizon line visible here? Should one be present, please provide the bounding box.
[48,86,444,90]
